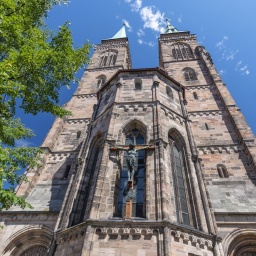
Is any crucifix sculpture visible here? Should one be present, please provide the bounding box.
[113,143,152,182]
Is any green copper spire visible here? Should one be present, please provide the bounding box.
[165,18,178,33]
[111,24,127,39]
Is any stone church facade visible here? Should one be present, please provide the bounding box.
[1,23,256,256]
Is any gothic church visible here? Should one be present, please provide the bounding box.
[1,22,256,256]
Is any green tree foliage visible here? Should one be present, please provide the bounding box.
[0,0,90,210]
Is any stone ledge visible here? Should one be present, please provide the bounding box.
[55,219,216,251]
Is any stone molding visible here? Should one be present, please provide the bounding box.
[73,94,97,98]
[97,40,129,48]
[117,103,154,112]
[1,225,53,256]
[55,220,215,251]
[185,84,212,89]
[197,144,241,154]
[87,66,124,72]
[66,118,90,124]
[188,110,223,117]
[159,34,196,42]
[160,107,185,125]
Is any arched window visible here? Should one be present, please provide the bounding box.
[99,50,118,67]
[116,128,146,218]
[96,75,106,89]
[183,67,197,81]
[193,92,198,99]
[171,43,194,61]
[72,135,103,224]
[166,86,173,99]
[217,164,229,178]
[134,78,142,90]
[169,132,192,226]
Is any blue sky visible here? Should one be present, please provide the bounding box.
[17,0,256,148]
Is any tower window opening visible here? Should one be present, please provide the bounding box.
[96,75,106,89]
[134,78,142,90]
[77,131,81,139]
[217,164,229,178]
[166,86,173,99]
[99,50,118,67]
[205,123,209,130]
[172,43,194,61]
[63,165,71,179]
[183,68,198,81]
[193,92,198,99]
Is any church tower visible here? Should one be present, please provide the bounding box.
[1,22,256,256]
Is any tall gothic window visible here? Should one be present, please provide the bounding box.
[171,43,194,61]
[116,128,146,218]
[99,50,118,67]
[169,135,191,226]
[183,67,197,81]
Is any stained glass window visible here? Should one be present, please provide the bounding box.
[170,140,190,226]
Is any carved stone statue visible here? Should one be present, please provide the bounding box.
[114,144,151,181]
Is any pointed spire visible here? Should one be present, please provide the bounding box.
[165,19,178,33]
[111,24,127,39]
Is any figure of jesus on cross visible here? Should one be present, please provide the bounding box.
[113,144,152,181]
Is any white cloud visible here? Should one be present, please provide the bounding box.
[137,28,144,37]
[235,61,250,75]
[131,0,142,12]
[235,60,242,70]
[148,41,155,47]
[140,6,165,32]
[216,36,228,50]
[122,19,132,32]
[177,15,182,23]
[219,69,226,75]
[137,38,155,47]
[138,39,143,44]
[124,0,132,3]
[240,65,250,75]
[223,50,239,61]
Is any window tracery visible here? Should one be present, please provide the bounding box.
[171,43,194,61]
[21,246,48,256]
[99,50,118,67]
[183,67,197,81]
[169,131,194,226]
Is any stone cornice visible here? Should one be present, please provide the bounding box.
[72,93,97,98]
[159,32,196,42]
[55,219,216,249]
[86,66,124,72]
[188,110,223,117]
[185,84,212,89]
[40,147,80,155]
[197,144,241,154]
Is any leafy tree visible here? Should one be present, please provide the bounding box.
[0,0,90,210]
